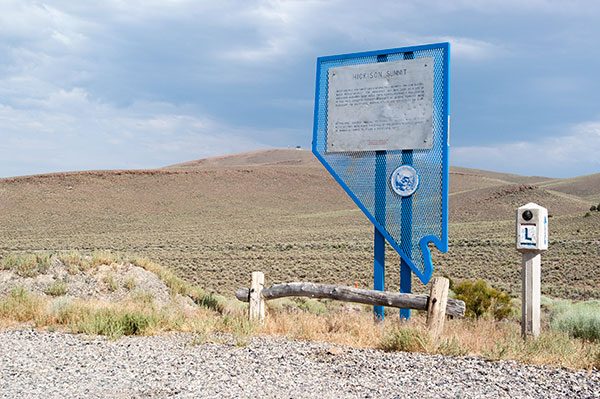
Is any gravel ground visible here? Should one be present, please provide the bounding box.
[0,328,598,399]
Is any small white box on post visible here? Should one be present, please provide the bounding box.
[516,203,548,339]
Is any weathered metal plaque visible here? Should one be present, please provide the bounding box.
[326,58,434,153]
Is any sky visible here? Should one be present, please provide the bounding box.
[1,0,599,178]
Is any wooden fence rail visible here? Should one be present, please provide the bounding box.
[236,273,465,337]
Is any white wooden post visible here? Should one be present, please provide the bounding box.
[521,251,541,338]
[426,277,449,338]
[516,203,548,340]
[249,271,265,323]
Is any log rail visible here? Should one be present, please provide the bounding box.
[236,281,465,318]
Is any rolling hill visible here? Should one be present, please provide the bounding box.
[1,149,598,300]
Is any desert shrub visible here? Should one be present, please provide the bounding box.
[45,281,68,296]
[454,279,512,320]
[551,302,600,342]
[591,205,598,212]
[584,212,592,217]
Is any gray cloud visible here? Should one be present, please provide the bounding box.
[1,0,599,178]
[452,122,600,178]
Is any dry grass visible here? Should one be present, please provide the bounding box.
[1,280,599,369]
[264,310,383,348]
[262,310,600,370]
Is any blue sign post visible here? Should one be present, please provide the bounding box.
[312,43,450,320]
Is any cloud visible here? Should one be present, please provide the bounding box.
[429,0,600,14]
[0,87,277,177]
[437,37,506,61]
[1,1,598,180]
[451,122,600,177]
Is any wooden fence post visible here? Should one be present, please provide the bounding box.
[426,277,449,338]
[249,271,265,323]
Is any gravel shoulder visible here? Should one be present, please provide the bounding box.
[1,328,598,399]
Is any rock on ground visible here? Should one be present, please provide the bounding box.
[0,328,598,399]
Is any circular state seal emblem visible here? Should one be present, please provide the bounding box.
[390,165,420,197]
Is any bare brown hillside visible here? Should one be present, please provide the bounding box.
[164,148,319,170]
[1,148,599,300]
[537,173,600,202]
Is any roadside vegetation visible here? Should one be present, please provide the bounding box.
[1,252,599,370]
[1,165,599,303]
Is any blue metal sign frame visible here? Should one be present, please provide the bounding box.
[311,43,450,320]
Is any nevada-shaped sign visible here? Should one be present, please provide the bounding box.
[312,43,449,284]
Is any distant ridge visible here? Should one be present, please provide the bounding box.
[450,166,553,185]
[163,148,319,170]
[2,148,597,222]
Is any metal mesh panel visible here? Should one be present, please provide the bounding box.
[312,45,448,283]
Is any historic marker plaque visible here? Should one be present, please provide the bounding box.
[312,43,450,320]
[326,58,434,153]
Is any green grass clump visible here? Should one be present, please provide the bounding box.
[192,287,225,313]
[454,279,512,320]
[58,250,90,274]
[103,273,119,292]
[45,281,68,296]
[378,325,431,353]
[91,250,120,267]
[216,313,257,346]
[1,253,52,278]
[551,301,600,342]
[132,291,154,306]
[124,277,136,291]
[77,308,157,339]
[0,286,44,321]
[130,256,190,296]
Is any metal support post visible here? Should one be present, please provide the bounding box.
[374,228,385,320]
[372,52,389,322]
[374,149,386,321]
[399,51,415,321]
